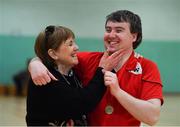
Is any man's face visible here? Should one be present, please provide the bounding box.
[104,21,137,54]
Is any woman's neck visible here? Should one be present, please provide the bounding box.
[57,64,72,75]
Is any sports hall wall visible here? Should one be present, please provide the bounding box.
[0,0,180,93]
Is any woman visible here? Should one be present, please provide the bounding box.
[26,25,120,126]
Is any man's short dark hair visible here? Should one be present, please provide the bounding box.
[105,10,142,49]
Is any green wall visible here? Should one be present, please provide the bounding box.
[0,35,180,92]
[0,35,35,85]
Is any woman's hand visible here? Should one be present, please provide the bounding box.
[99,50,123,71]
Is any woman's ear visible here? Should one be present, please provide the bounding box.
[48,49,58,60]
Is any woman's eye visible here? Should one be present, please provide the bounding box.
[69,41,73,46]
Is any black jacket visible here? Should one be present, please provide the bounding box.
[26,67,106,126]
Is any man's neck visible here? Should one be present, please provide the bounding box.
[114,50,133,72]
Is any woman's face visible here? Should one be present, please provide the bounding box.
[51,37,79,67]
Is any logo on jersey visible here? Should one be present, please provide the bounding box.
[129,62,142,75]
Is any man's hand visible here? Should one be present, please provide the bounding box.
[103,70,120,96]
[28,57,57,85]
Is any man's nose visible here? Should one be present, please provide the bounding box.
[109,31,116,38]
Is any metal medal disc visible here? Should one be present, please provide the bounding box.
[105,105,114,114]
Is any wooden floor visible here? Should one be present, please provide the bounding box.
[0,94,180,126]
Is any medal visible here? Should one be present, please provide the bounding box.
[105,105,114,114]
[105,88,114,115]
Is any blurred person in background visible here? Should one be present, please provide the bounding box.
[28,10,163,126]
[13,58,30,96]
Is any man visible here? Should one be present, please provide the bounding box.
[28,10,163,126]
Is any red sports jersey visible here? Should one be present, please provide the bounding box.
[75,51,163,126]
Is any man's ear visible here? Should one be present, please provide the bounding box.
[48,49,58,60]
[132,33,138,42]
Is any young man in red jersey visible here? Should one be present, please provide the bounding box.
[28,10,163,126]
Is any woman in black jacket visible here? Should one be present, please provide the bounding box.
[26,25,118,126]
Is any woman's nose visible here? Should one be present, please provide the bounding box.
[74,44,79,51]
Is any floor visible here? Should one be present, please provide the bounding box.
[0,94,180,126]
[0,96,26,126]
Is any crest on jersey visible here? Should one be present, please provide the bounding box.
[129,62,142,74]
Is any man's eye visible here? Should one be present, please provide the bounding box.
[116,29,122,33]
[106,29,111,33]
